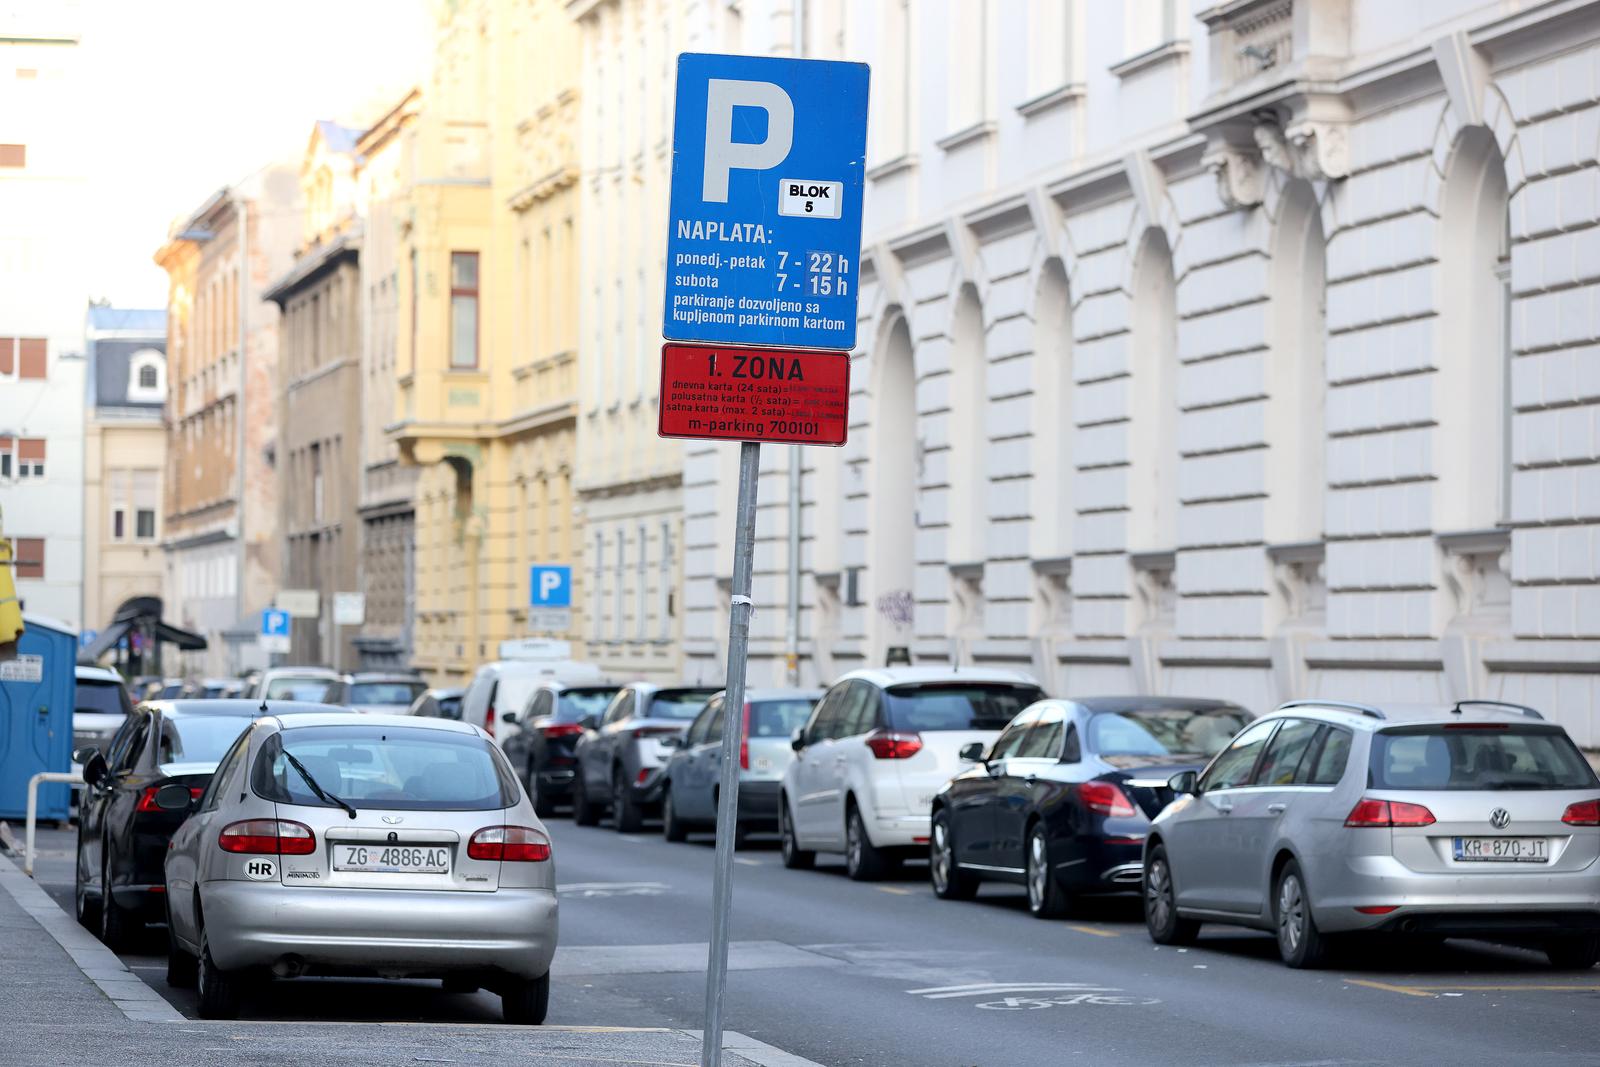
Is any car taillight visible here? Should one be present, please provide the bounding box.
[1344,798,1435,827]
[218,819,316,856]
[1078,781,1136,817]
[484,707,496,738]
[740,703,751,771]
[1561,799,1600,826]
[468,825,551,862]
[135,785,203,813]
[864,730,922,759]
[542,723,583,738]
[633,725,679,739]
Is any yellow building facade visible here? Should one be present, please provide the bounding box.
[393,0,584,682]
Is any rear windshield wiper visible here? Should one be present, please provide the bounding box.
[282,749,358,819]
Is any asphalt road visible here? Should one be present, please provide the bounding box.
[29,818,1600,1067]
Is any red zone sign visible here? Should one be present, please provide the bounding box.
[658,343,849,446]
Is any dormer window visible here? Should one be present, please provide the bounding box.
[126,348,166,403]
[138,364,157,389]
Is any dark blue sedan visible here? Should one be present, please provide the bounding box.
[929,696,1251,918]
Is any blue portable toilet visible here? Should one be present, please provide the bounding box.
[0,614,76,820]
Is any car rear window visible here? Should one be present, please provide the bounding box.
[1370,725,1598,791]
[556,687,619,723]
[349,681,426,706]
[436,696,462,719]
[1089,707,1250,760]
[76,680,132,717]
[649,689,720,721]
[252,725,519,810]
[266,676,336,701]
[750,699,815,738]
[155,715,248,766]
[885,684,1043,733]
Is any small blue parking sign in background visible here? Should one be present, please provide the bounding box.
[529,565,573,608]
[261,609,290,637]
[664,52,869,351]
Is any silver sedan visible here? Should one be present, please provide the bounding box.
[160,712,558,1021]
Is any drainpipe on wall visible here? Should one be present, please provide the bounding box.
[234,195,249,670]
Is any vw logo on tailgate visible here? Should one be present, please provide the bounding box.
[1489,808,1511,829]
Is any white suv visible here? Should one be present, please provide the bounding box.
[779,667,1044,879]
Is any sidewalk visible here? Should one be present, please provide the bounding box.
[0,848,820,1067]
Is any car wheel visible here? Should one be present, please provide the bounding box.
[99,854,133,952]
[74,842,100,931]
[1274,860,1331,969]
[844,805,889,881]
[529,763,556,818]
[1025,824,1070,919]
[929,809,978,901]
[572,774,599,826]
[165,901,197,989]
[196,926,241,1020]
[501,972,550,1025]
[779,800,814,870]
[1545,936,1600,970]
[662,785,687,842]
[612,771,644,833]
[1144,846,1200,945]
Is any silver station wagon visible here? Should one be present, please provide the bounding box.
[1144,700,1600,969]
[160,713,558,1021]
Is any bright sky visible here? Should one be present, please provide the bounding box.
[76,0,430,308]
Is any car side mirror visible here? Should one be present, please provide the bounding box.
[80,751,108,788]
[1168,770,1199,795]
[153,783,196,812]
[659,735,682,750]
[958,741,986,763]
[790,728,805,753]
[501,710,520,725]
[72,745,99,765]
[580,714,599,731]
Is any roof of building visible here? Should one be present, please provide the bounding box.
[91,337,165,410]
[86,307,165,334]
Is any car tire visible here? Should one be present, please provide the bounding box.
[529,763,557,818]
[1025,824,1070,919]
[99,854,133,952]
[612,771,644,833]
[501,972,550,1025]
[1545,936,1600,970]
[779,799,814,870]
[929,809,978,901]
[74,843,100,931]
[196,927,242,1020]
[844,805,889,882]
[662,785,688,842]
[572,774,600,826]
[165,901,198,989]
[1274,860,1331,969]
[1144,845,1200,946]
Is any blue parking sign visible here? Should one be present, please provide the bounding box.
[663,52,870,351]
[529,566,572,608]
[261,609,290,637]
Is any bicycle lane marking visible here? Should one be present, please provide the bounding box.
[905,982,1161,1010]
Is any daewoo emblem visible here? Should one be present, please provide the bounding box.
[1489,808,1511,829]
[382,815,404,825]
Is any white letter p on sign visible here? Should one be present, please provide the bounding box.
[540,571,562,600]
[702,79,794,203]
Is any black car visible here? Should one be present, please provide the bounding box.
[930,696,1251,918]
[504,683,621,816]
[408,686,467,720]
[73,698,347,949]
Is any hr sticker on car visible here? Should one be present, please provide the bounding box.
[243,858,277,881]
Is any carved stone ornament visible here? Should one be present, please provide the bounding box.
[1203,142,1265,209]
[1252,122,1295,175]
[1286,120,1349,182]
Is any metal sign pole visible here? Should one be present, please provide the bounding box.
[701,439,761,1067]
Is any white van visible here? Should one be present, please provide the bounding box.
[461,658,606,755]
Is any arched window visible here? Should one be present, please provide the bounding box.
[1436,126,1511,532]
[138,364,157,389]
[1127,229,1178,552]
[869,314,918,658]
[1266,179,1327,545]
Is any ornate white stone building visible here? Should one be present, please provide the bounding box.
[680,0,1600,747]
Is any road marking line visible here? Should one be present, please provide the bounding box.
[733,858,762,867]
[1342,978,1436,998]
[1412,984,1600,993]
[1066,925,1119,938]
[875,885,912,895]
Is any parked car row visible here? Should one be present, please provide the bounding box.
[70,696,557,1024]
[521,666,1600,974]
